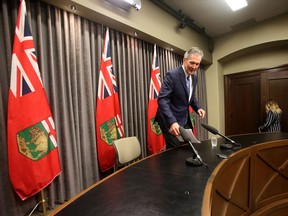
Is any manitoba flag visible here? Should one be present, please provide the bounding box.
[147,44,165,154]
[7,0,61,200]
[96,29,124,172]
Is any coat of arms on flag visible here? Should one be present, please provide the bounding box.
[100,115,124,145]
[149,117,162,136]
[17,117,58,161]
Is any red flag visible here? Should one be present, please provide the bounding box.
[96,29,124,172]
[7,0,61,200]
[147,45,166,154]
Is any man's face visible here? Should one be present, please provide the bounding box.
[183,54,202,75]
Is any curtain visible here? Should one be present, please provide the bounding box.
[195,67,208,141]
[0,0,206,215]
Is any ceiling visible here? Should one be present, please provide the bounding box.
[150,0,288,38]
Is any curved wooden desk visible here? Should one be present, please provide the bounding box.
[50,133,288,216]
[202,139,288,216]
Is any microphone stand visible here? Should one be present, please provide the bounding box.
[218,133,234,149]
[217,133,241,149]
[201,123,241,150]
[179,126,208,167]
[186,141,208,167]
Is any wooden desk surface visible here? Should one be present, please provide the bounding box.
[52,132,288,216]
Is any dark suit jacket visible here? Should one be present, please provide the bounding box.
[156,66,201,133]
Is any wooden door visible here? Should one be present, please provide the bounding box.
[225,72,261,135]
[261,67,288,132]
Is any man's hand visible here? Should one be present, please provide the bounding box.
[198,109,206,119]
[169,122,180,136]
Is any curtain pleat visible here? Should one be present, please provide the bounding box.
[195,67,208,140]
[0,0,206,215]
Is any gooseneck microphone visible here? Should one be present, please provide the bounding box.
[201,123,241,149]
[179,127,208,167]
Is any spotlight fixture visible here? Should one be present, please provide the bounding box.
[124,0,141,11]
[179,16,186,29]
[105,0,141,11]
[69,4,77,12]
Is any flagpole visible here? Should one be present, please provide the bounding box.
[28,190,49,216]
[41,190,47,216]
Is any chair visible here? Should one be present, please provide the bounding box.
[113,136,141,169]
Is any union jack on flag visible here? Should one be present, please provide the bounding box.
[149,71,161,100]
[97,31,118,100]
[149,45,161,100]
[10,4,43,98]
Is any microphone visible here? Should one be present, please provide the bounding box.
[179,127,208,167]
[201,123,241,149]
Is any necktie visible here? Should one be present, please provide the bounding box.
[186,76,191,101]
[186,76,190,93]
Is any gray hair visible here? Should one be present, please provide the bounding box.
[184,47,204,59]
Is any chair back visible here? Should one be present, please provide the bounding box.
[113,136,141,166]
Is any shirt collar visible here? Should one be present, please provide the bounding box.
[182,65,190,79]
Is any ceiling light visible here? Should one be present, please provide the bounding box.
[225,0,248,11]
[105,0,141,11]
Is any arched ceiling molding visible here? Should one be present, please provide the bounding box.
[218,40,288,64]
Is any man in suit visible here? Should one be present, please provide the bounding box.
[157,47,206,149]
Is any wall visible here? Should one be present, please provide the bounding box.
[42,0,212,63]
[206,13,288,134]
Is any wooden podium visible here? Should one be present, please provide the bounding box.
[202,139,288,216]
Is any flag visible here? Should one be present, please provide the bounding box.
[189,107,197,136]
[147,44,166,154]
[7,0,61,200]
[96,29,124,172]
